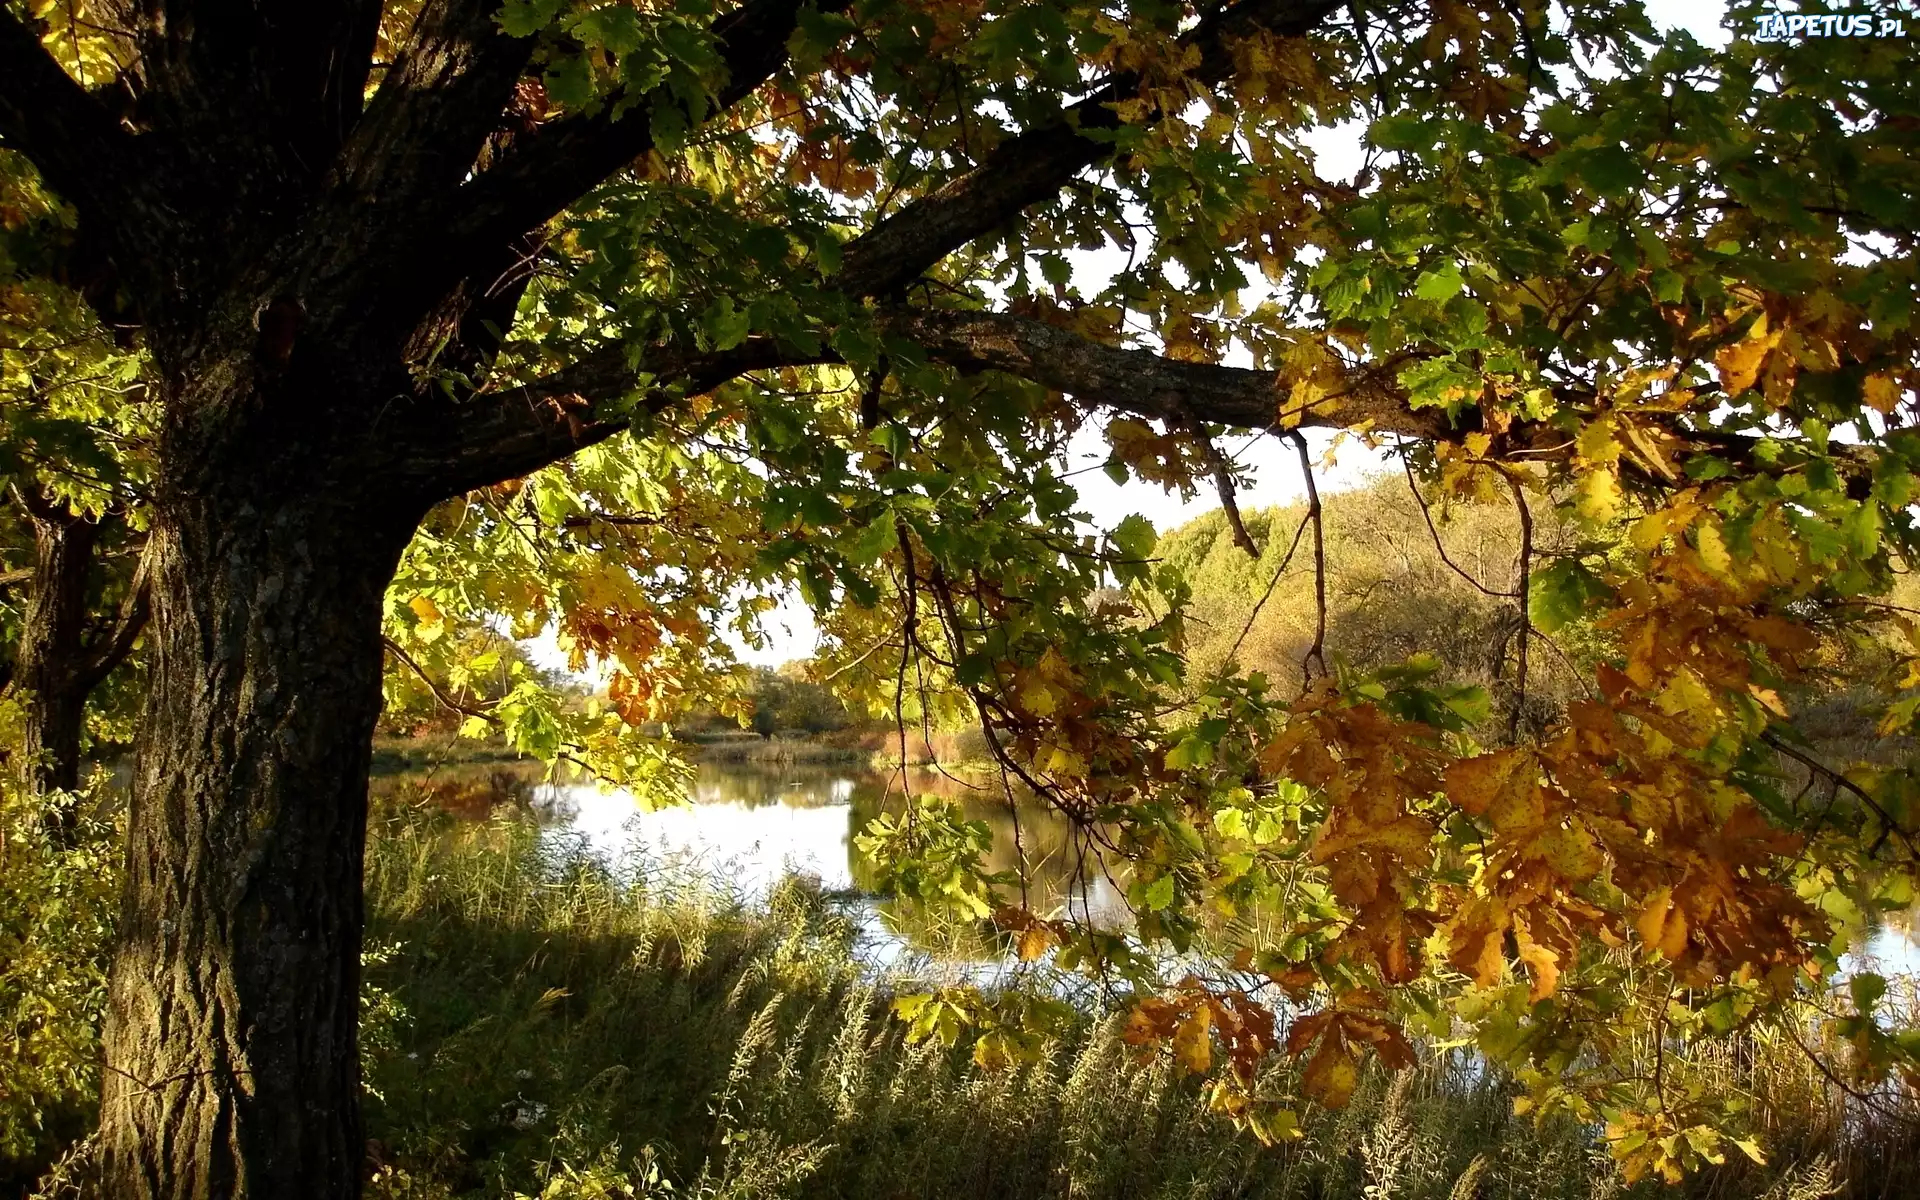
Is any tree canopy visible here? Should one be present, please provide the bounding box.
[2,0,1918,1194]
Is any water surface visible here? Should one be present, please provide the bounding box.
[398,757,1920,983]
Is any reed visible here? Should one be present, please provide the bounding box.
[6,788,1918,1199]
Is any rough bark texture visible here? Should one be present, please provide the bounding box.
[0,1,1354,1195]
[98,481,416,1199]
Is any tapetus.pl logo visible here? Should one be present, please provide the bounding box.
[1750,7,1908,40]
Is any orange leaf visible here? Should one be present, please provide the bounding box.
[1301,1037,1359,1108]
[1444,749,1528,819]
[1283,1011,1334,1056]
[1512,915,1562,1001]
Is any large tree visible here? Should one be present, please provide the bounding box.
[1,0,1915,1196]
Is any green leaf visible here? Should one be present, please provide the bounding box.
[1413,262,1465,303]
[1576,145,1641,197]
[1851,971,1887,1014]
[701,296,751,351]
[497,0,565,38]
[1528,558,1613,633]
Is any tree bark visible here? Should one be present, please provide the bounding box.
[14,493,99,798]
[96,485,416,1200]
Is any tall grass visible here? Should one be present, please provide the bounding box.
[353,796,1920,1200]
[7,787,1918,1198]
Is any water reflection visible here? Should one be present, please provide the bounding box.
[393,759,1920,983]
[532,762,1130,973]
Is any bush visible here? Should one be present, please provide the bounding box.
[0,786,116,1192]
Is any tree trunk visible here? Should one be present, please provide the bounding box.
[15,494,100,798]
[96,486,414,1200]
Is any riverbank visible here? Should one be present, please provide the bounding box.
[373,726,1001,774]
[9,786,1917,1199]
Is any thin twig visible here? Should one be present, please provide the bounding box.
[382,636,497,723]
[1187,416,1258,558]
[1761,729,1919,859]
[1288,431,1327,683]
[1504,472,1533,742]
[1398,442,1517,599]
[1220,509,1312,678]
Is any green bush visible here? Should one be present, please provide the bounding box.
[0,786,115,1192]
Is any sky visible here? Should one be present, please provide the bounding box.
[531,0,1736,674]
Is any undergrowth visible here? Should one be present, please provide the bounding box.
[5,786,1918,1198]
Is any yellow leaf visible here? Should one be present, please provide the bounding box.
[1172,1007,1212,1074]
[1444,748,1528,818]
[1486,774,1546,838]
[1446,748,1543,835]
[1575,468,1621,523]
[1655,669,1716,722]
[1863,373,1902,415]
[1043,743,1085,776]
[1536,821,1603,881]
[1629,510,1672,552]
[409,595,444,626]
[1714,313,1776,396]
[1301,1038,1359,1108]
[1512,916,1561,1001]
[1633,888,1690,960]
[1577,417,1622,465]
[1018,678,1059,717]
[1694,523,1732,578]
[1017,924,1056,962]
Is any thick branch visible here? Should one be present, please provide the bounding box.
[0,7,148,224]
[403,336,821,496]
[408,0,1345,496]
[338,0,539,227]
[883,308,1447,438]
[436,0,852,269]
[258,0,386,170]
[833,0,1344,300]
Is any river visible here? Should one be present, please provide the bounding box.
[391,757,1920,982]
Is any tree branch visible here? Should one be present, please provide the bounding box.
[78,545,151,691]
[405,0,1349,498]
[428,292,1848,509]
[258,0,386,171]
[1289,429,1327,682]
[881,307,1448,439]
[338,0,540,236]
[1187,417,1259,558]
[382,635,497,723]
[434,0,854,272]
[400,335,823,497]
[1504,471,1532,741]
[881,307,1849,485]
[833,0,1344,300]
[0,6,149,226]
